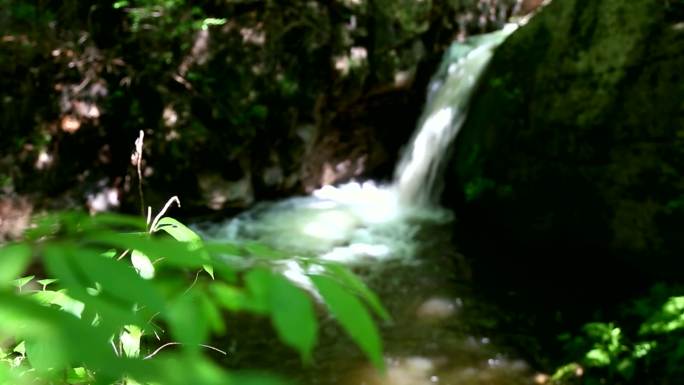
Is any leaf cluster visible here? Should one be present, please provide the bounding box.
[0,210,389,385]
[552,285,684,384]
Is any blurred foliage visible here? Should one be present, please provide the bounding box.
[553,285,684,384]
[0,0,520,211]
[0,209,389,384]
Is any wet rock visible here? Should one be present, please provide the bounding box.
[0,195,32,242]
[447,0,684,280]
[198,172,254,210]
[416,297,461,320]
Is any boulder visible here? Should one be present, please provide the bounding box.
[447,0,684,280]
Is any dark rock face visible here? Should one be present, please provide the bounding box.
[447,0,684,280]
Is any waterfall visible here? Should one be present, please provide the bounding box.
[195,23,537,385]
[199,24,520,260]
[394,23,518,206]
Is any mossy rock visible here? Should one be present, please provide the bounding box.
[447,0,684,280]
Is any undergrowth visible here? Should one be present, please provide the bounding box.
[0,205,390,385]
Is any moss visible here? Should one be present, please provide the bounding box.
[446,0,684,278]
[464,177,497,202]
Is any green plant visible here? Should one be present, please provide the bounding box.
[552,285,684,384]
[0,207,389,385]
[113,0,225,33]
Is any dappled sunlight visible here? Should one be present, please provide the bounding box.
[86,186,120,214]
[320,158,367,187]
[394,70,413,87]
[60,115,81,133]
[313,182,400,224]
[178,28,211,79]
[334,46,368,76]
[0,196,32,242]
[162,105,179,128]
[34,149,54,170]
[240,26,266,46]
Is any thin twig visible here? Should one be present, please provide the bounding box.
[111,340,120,357]
[117,249,130,261]
[133,130,145,217]
[146,206,152,227]
[199,344,228,356]
[182,270,202,295]
[143,342,227,360]
[144,342,181,359]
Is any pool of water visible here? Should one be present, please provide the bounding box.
[195,182,542,385]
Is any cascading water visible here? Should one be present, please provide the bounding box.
[198,24,537,385]
[200,23,518,259]
[394,23,518,206]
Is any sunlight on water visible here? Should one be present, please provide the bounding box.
[313,182,401,224]
[199,181,446,264]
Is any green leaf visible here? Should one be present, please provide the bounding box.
[13,342,25,356]
[585,348,611,367]
[154,218,214,279]
[204,243,245,280]
[37,279,58,288]
[640,296,684,334]
[244,242,288,259]
[204,242,243,257]
[0,244,31,286]
[310,274,384,369]
[120,325,143,358]
[51,245,164,311]
[26,338,68,372]
[246,269,318,362]
[84,213,146,232]
[113,1,129,9]
[211,283,252,312]
[203,264,215,279]
[551,363,582,381]
[66,367,93,384]
[43,244,163,332]
[154,217,202,244]
[26,212,145,240]
[31,290,85,318]
[131,250,155,279]
[88,232,209,269]
[0,293,117,374]
[101,249,117,258]
[12,275,34,290]
[617,358,635,379]
[167,293,208,349]
[131,355,287,385]
[321,263,390,321]
[199,292,225,335]
[633,341,657,358]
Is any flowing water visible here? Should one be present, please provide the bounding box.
[395,23,518,206]
[198,23,540,385]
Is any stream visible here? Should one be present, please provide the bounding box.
[196,23,541,385]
